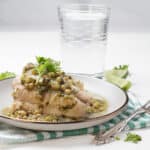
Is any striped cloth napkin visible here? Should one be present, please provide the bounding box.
[0,96,150,144]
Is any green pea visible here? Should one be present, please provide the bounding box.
[56,76,62,83]
[60,71,65,75]
[61,84,65,91]
[67,79,73,85]
[63,76,69,81]
[31,69,38,75]
[64,83,71,89]
[93,101,101,109]
[64,89,71,94]
[26,77,35,83]
[51,81,60,90]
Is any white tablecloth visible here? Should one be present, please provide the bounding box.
[0,32,150,150]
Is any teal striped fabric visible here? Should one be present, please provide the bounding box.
[0,98,150,144]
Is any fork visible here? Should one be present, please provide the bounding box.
[93,100,150,145]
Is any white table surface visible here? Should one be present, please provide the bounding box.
[0,32,150,150]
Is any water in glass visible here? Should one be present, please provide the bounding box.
[58,4,110,74]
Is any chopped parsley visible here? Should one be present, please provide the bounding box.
[114,65,128,70]
[124,133,142,144]
[0,71,16,80]
[115,136,120,141]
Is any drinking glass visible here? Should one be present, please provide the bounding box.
[58,4,110,75]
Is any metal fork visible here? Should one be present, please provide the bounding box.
[93,100,150,145]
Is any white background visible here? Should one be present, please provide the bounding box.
[0,0,150,32]
[0,0,150,150]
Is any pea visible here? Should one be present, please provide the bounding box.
[93,102,100,109]
[55,71,62,76]
[44,116,52,121]
[33,109,41,115]
[44,115,57,122]
[50,81,60,90]
[22,116,27,119]
[61,84,65,91]
[31,69,38,75]
[63,76,69,81]
[86,106,93,113]
[56,76,62,83]
[64,89,71,94]
[93,100,101,109]
[67,79,73,85]
[17,110,27,117]
[38,78,49,86]
[48,72,52,77]
[50,72,55,78]
[38,78,44,85]
[64,94,74,100]
[64,83,71,89]
[25,77,35,83]
[60,71,65,75]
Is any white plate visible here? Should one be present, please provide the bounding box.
[0,75,128,131]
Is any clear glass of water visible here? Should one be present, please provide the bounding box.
[58,4,110,75]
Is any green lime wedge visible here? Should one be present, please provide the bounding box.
[104,71,131,91]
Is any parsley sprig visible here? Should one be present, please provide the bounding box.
[115,132,142,144]
[125,132,142,144]
[114,64,128,70]
[36,56,61,75]
[0,71,16,80]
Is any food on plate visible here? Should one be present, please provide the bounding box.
[3,56,107,122]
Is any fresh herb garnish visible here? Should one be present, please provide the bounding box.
[114,65,128,70]
[36,56,61,75]
[115,136,120,141]
[124,132,142,143]
[0,71,16,80]
[113,65,129,78]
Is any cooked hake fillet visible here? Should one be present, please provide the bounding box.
[43,92,87,118]
[12,78,88,119]
[12,78,42,104]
